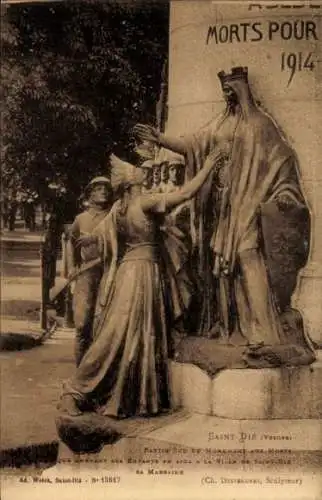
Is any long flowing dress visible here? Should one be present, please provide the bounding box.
[65,197,190,418]
[184,81,311,347]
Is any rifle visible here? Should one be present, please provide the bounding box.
[49,257,101,303]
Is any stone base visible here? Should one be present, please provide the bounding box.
[43,415,321,500]
[169,351,322,419]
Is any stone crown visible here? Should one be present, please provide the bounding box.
[217,66,248,85]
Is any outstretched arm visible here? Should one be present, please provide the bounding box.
[133,124,186,155]
[141,148,228,213]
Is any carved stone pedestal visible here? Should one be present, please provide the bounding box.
[169,351,322,420]
[50,354,321,499]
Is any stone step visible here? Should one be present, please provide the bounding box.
[169,351,322,419]
[45,328,75,345]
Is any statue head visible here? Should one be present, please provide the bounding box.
[109,155,145,194]
[85,176,112,207]
[168,160,185,186]
[218,67,251,113]
[138,159,153,188]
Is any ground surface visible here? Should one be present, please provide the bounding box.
[1,228,74,457]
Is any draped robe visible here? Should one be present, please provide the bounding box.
[64,197,195,416]
[184,79,311,347]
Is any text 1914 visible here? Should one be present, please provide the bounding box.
[281,52,315,86]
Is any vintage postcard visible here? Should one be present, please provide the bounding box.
[1,0,321,499]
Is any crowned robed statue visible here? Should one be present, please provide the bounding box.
[134,66,316,372]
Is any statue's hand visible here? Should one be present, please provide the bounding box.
[133,123,160,144]
[204,151,228,172]
[67,266,77,279]
[204,141,231,171]
[217,140,231,158]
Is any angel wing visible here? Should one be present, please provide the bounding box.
[109,153,137,188]
[109,153,136,170]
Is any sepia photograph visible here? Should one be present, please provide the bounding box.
[1,1,321,499]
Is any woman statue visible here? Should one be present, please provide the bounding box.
[59,148,227,418]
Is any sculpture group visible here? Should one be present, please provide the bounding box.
[59,66,315,420]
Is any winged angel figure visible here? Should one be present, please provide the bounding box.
[60,149,227,418]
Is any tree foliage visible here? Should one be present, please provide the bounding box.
[1,1,169,214]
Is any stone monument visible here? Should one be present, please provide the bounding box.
[164,0,321,419]
[167,0,322,346]
[52,6,321,496]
